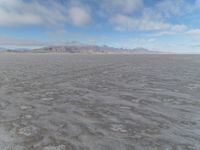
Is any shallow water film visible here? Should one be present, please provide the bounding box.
[0,54,200,150]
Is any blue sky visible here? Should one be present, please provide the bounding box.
[0,0,200,53]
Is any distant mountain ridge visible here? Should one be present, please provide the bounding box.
[0,47,31,52]
[0,47,8,51]
[0,45,162,54]
[31,45,160,54]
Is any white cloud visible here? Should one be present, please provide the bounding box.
[148,38,156,43]
[0,9,42,26]
[151,27,200,37]
[152,31,177,37]
[109,0,143,13]
[139,20,171,31]
[110,15,137,31]
[110,14,188,32]
[99,0,143,17]
[0,0,193,31]
[68,6,91,27]
[0,0,92,27]
[156,0,193,18]
[186,29,200,35]
[107,0,191,33]
[0,0,68,26]
[170,24,188,32]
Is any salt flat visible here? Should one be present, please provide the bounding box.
[0,53,200,150]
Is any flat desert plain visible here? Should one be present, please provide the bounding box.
[0,53,200,150]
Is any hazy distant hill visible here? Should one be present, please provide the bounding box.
[32,45,160,54]
[1,45,162,54]
[0,47,8,52]
[0,47,31,52]
[33,45,106,53]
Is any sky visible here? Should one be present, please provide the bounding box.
[0,0,200,53]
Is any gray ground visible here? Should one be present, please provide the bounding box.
[0,53,200,150]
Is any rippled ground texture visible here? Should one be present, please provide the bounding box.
[0,54,200,150]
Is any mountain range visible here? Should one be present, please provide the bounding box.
[32,45,160,54]
[0,45,162,54]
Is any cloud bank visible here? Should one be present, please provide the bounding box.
[0,0,198,32]
[0,0,91,27]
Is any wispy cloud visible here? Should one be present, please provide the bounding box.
[0,0,67,26]
[110,14,188,32]
[102,0,143,14]
[186,29,200,35]
[191,44,200,48]
[106,0,195,33]
[68,6,91,26]
[156,0,194,18]
[0,0,92,27]
[0,0,196,31]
